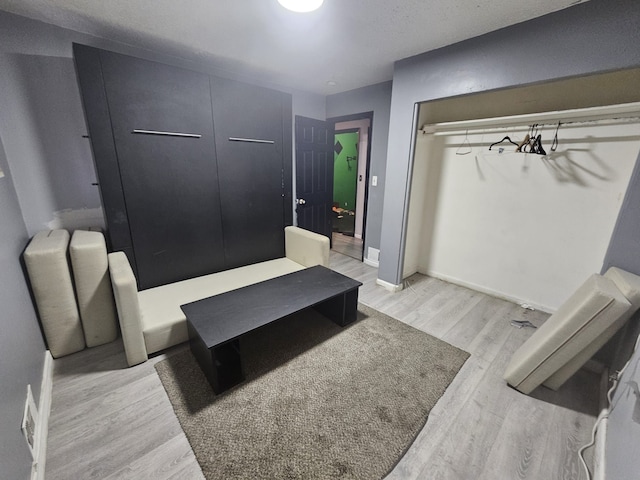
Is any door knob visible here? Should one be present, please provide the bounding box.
[296,198,306,205]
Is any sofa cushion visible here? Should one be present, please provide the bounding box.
[69,230,119,347]
[504,274,631,394]
[139,257,305,354]
[24,229,85,358]
[605,266,640,309]
[543,267,640,390]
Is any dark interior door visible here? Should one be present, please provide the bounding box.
[210,77,289,269]
[295,116,334,239]
[100,51,225,289]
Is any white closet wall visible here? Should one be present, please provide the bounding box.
[405,118,640,312]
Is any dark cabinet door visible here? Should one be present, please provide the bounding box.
[210,77,289,269]
[100,52,225,289]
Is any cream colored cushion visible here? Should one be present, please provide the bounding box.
[285,226,329,268]
[69,230,118,347]
[24,230,85,358]
[544,267,640,390]
[139,257,305,355]
[108,252,147,366]
[505,274,631,394]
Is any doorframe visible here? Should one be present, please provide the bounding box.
[327,111,374,262]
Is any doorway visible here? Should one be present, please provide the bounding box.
[330,114,372,261]
[294,112,373,262]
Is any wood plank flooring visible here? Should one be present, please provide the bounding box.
[45,252,598,479]
[332,232,363,260]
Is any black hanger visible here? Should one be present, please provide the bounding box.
[489,136,519,151]
[532,134,546,155]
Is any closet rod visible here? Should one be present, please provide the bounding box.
[421,101,640,135]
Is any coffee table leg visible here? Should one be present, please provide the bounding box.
[314,288,359,326]
[211,340,244,393]
[189,320,244,394]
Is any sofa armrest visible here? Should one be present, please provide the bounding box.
[285,226,330,267]
[108,252,148,366]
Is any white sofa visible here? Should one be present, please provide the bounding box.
[109,226,330,366]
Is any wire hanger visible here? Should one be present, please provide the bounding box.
[488,135,519,151]
[456,130,472,155]
[550,121,561,152]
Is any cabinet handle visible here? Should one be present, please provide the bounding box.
[132,129,202,138]
[228,137,275,144]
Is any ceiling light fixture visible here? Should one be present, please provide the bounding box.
[277,0,324,13]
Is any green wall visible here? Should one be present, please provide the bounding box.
[333,132,358,211]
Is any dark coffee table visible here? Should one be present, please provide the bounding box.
[180,265,362,394]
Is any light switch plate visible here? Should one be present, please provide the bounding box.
[372,175,377,186]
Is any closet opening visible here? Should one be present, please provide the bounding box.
[402,67,640,312]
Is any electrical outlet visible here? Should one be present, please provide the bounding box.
[22,385,38,459]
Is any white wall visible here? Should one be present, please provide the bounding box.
[406,119,640,311]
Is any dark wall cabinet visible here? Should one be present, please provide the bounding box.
[74,44,293,289]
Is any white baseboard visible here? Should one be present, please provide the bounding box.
[423,269,553,313]
[376,278,404,292]
[593,415,607,480]
[363,257,379,268]
[32,351,53,480]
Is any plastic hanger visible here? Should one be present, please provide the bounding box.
[488,136,519,151]
[516,134,530,153]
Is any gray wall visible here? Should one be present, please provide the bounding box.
[326,81,392,257]
[0,10,326,237]
[603,150,640,276]
[0,138,46,480]
[601,149,640,480]
[378,0,640,287]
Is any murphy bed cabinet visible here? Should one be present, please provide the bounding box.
[73,44,293,290]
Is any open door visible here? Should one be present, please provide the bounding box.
[295,116,334,239]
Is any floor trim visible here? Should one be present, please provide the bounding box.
[423,269,553,313]
[32,351,53,480]
[363,257,379,268]
[376,278,403,292]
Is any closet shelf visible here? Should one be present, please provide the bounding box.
[421,101,640,135]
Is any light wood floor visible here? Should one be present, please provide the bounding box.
[45,252,598,479]
[332,232,363,261]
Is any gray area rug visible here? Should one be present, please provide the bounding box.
[155,304,469,480]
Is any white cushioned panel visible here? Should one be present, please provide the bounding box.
[604,267,640,309]
[70,230,118,347]
[504,274,631,394]
[140,257,305,355]
[544,267,640,390]
[24,230,85,358]
[108,252,148,366]
[285,226,329,268]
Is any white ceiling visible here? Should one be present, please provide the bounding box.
[0,0,586,95]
